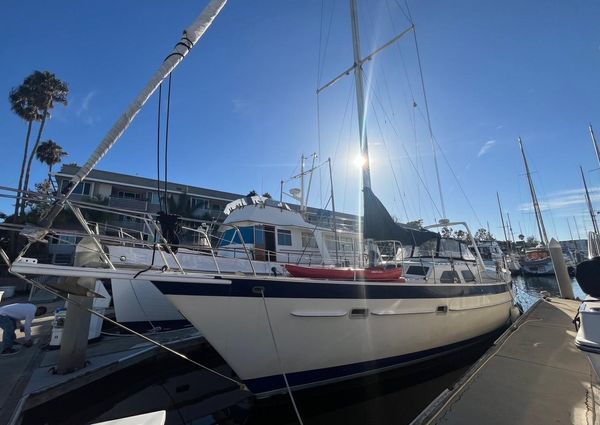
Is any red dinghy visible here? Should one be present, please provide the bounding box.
[283,264,405,282]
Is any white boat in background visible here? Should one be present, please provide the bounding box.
[574,233,600,376]
[520,246,554,276]
[106,194,361,329]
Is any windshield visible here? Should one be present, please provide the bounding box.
[411,238,476,261]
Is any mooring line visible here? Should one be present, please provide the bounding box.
[259,289,304,425]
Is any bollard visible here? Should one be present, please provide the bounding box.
[549,238,575,299]
[56,237,105,374]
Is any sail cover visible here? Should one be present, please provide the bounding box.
[363,187,439,246]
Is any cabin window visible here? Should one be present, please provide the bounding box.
[461,243,476,261]
[254,226,265,244]
[439,271,460,283]
[406,265,429,276]
[439,239,462,259]
[412,239,438,258]
[301,232,318,248]
[220,226,254,246]
[461,270,476,282]
[277,229,292,246]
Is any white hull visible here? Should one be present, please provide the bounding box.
[155,277,513,395]
[110,278,187,330]
[521,259,554,275]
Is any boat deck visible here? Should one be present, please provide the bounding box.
[412,297,600,425]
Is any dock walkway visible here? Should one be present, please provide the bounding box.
[412,298,600,425]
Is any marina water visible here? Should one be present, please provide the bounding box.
[23,275,583,425]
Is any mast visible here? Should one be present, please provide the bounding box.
[590,124,600,167]
[507,212,516,245]
[328,158,340,263]
[349,0,372,191]
[580,165,599,234]
[573,216,582,240]
[496,192,509,250]
[300,154,306,214]
[518,137,549,245]
[26,0,228,237]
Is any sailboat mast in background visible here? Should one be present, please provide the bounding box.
[518,137,549,245]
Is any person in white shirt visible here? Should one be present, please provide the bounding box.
[0,303,47,355]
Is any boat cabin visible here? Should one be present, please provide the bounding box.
[218,196,360,266]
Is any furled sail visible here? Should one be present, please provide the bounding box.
[363,187,439,246]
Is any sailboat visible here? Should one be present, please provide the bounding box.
[149,0,515,396]
[518,138,555,276]
[4,0,517,397]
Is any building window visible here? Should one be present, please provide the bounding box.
[117,191,141,199]
[301,232,318,248]
[147,192,161,204]
[189,197,209,210]
[61,180,91,195]
[277,229,292,246]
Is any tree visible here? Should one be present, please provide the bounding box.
[262,192,272,199]
[8,81,45,219]
[518,234,525,241]
[35,140,68,176]
[246,190,258,197]
[26,180,54,220]
[405,219,424,229]
[526,236,539,247]
[440,226,453,238]
[474,228,494,242]
[166,194,203,219]
[19,71,69,215]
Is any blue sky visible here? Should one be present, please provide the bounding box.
[2,0,600,242]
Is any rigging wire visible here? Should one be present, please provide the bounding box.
[164,73,173,213]
[369,97,410,222]
[411,23,446,219]
[386,0,485,228]
[368,85,442,219]
[156,83,164,211]
[316,0,337,207]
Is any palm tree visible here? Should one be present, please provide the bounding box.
[20,71,69,215]
[166,193,203,218]
[8,83,44,219]
[35,140,68,176]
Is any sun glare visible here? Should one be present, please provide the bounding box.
[354,154,367,169]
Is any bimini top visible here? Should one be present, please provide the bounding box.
[223,196,313,229]
[224,196,291,215]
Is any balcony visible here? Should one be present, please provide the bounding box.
[108,197,148,211]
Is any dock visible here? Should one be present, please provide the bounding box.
[412,297,600,425]
[0,293,205,425]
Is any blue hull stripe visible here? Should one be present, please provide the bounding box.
[153,278,509,300]
[244,329,501,394]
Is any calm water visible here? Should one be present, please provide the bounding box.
[23,275,584,425]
